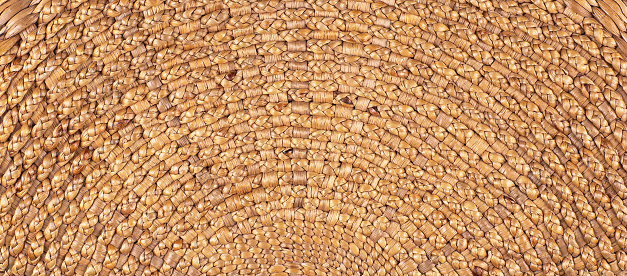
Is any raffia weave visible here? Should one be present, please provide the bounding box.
[2,0,627,275]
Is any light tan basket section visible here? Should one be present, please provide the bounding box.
[2,0,627,275]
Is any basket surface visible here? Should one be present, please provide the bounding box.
[2,0,627,275]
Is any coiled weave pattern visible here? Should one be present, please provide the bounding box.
[2,0,627,275]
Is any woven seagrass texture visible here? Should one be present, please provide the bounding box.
[3,0,627,275]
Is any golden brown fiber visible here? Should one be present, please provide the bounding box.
[2,0,627,275]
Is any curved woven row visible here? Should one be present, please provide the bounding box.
[3,0,627,275]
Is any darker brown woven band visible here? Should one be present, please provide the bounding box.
[2,0,627,275]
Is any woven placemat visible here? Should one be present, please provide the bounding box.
[2,0,627,275]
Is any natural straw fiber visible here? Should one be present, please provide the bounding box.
[3,0,627,275]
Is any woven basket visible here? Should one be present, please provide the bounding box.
[3,0,627,275]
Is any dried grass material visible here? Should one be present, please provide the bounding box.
[2,0,627,275]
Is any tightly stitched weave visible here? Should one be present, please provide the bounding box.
[2,0,627,275]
